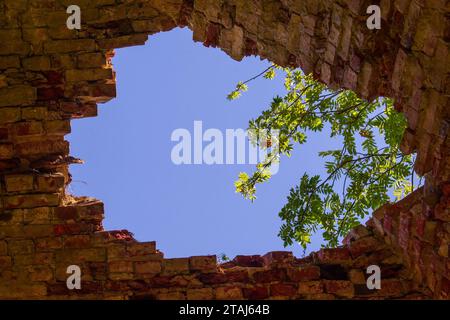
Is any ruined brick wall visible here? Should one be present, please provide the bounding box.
[0,0,448,299]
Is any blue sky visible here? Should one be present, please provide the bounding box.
[68,27,346,258]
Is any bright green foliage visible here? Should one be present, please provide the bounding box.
[218,253,230,264]
[227,81,248,100]
[228,67,419,250]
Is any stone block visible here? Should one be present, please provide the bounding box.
[5,174,34,192]
[324,280,354,298]
[0,108,21,124]
[298,281,323,294]
[287,265,321,281]
[189,255,217,272]
[186,288,213,300]
[66,68,113,82]
[215,286,243,300]
[163,258,189,274]
[23,56,51,71]
[0,86,36,107]
[134,261,161,274]
[45,39,96,54]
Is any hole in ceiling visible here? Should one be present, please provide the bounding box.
[67,27,418,258]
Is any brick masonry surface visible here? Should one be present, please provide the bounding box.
[0,0,448,299]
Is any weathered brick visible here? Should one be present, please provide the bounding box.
[242,286,269,300]
[0,241,7,255]
[8,239,34,255]
[109,272,134,281]
[349,237,382,258]
[0,86,36,107]
[63,235,91,248]
[298,281,323,295]
[377,279,407,297]
[36,174,65,192]
[215,286,243,300]
[186,288,213,300]
[3,194,60,209]
[97,34,148,49]
[0,108,21,124]
[305,293,335,300]
[15,121,44,137]
[232,255,264,267]
[127,241,157,256]
[53,223,95,236]
[190,255,217,272]
[156,291,185,300]
[288,265,320,281]
[0,56,20,69]
[348,269,366,284]
[45,39,96,54]
[22,56,51,71]
[0,143,14,159]
[324,280,354,298]
[163,258,189,274]
[55,248,106,263]
[262,251,294,265]
[66,68,113,82]
[14,252,53,266]
[29,265,53,281]
[315,248,351,264]
[21,107,47,121]
[253,268,286,283]
[15,139,69,156]
[24,225,56,238]
[5,174,34,192]
[43,120,70,136]
[35,237,63,252]
[109,261,133,273]
[0,256,12,269]
[270,283,297,297]
[134,261,161,274]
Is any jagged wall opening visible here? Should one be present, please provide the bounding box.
[67,27,309,258]
[0,0,448,299]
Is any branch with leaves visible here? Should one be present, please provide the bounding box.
[228,67,421,249]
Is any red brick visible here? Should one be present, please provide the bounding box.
[298,281,323,294]
[434,203,450,222]
[270,283,297,297]
[190,255,216,272]
[53,223,94,236]
[253,268,286,283]
[440,277,450,299]
[324,280,354,298]
[0,128,9,141]
[36,237,63,252]
[232,255,264,267]
[198,270,248,284]
[54,206,78,221]
[288,265,320,281]
[63,235,91,248]
[134,261,161,274]
[377,279,406,297]
[398,212,411,251]
[215,286,243,300]
[204,23,220,47]
[109,261,133,273]
[316,248,351,264]
[163,258,189,274]
[37,86,65,101]
[242,286,269,300]
[262,251,294,265]
[349,237,382,258]
[442,184,450,197]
